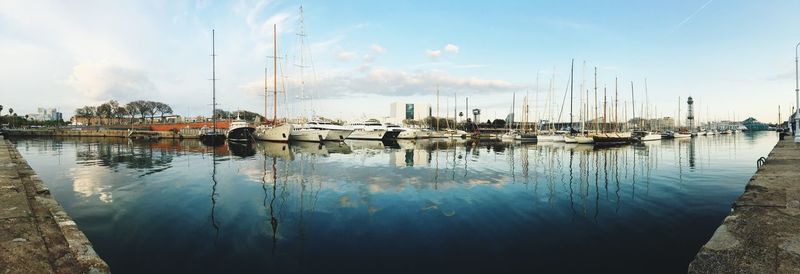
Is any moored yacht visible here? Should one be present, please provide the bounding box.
[290,124,330,142]
[347,119,401,141]
[307,120,353,141]
[633,131,661,142]
[514,132,537,142]
[396,127,424,139]
[226,114,256,142]
[254,124,292,142]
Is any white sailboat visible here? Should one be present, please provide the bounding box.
[500,92,518,141]
[254,24,292,142]
[288,6,329,142]
[575,66,597,144]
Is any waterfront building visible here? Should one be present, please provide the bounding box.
[387,102,432,125]
[26,107,62,122]
[742,117,769,131]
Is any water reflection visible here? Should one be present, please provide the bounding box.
[7,133,780,273]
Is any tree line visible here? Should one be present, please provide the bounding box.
[74,100,173,125]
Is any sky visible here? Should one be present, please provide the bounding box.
[1,0,799,124]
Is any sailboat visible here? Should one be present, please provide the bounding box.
[575,66,597,144]
[593,77,633,145]
[633,80,661,142]
[199,29,226,146]
[500,92,518,141]
[288,6,332,142]
[537,68,562,142]
[564,59,577,144]
[255,24,293,142]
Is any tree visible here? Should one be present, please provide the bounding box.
[0,105,3,115]
[115,106,127,125]
[133,100,150,123]
[8,108,13,116]
[75,106,96,125]
[155,102,173,122]
[492,119,506,128]
[125,102,140,124]
[96,103,112,125]
[144,101,157,124]
[108,100,120,124]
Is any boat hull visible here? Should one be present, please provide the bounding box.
[199,133,226,146]
[323,129,353,141]
[397,130,418,139]
[348,129,388,140]
[226,127,255,142]
[291,129,329,142]
[593,133,632,145]
[254,124,292,142]
[575,136,594,144]
[514,133,537,142]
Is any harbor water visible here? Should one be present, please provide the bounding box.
[9,132,778,273]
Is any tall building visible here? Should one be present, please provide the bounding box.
[27,107,62,122]
[387,102,432,125]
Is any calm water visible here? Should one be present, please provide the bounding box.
[11,132,778,273]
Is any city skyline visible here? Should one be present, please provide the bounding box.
[2,0,799,124]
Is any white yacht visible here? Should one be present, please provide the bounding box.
[396,127,423,139]
[307,120,353,141]
[347,119,401,140]
[254,124,292,142]
[633,131,661,142]
[290,124,330,142]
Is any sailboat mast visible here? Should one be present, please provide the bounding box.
[212,29,217,133]
[263,67,274,124]
[594,67,598,134]
[580,60,585,133]
[630,81,635,131]
[645,79,649,130]
[273,24,277,123]
[511,91,516,131]
[614,77,618,132]
[569,59,574,132]
[436,86,440,131]
[603,86,607,132]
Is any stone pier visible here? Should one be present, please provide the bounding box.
[690,138,800,273]
[0,137,109,273]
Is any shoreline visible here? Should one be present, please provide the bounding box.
[689,137,800,273]
[0,137,110,273]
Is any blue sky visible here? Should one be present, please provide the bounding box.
[1,0,799,123]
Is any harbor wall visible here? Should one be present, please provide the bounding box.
[0,138,110,273]
[689,138,800,273]
[3,128,210,139]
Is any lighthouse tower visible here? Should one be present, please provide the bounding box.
[687,96,695,130]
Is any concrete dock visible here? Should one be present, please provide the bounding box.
[690,138,800,273]
[0,137,109,273]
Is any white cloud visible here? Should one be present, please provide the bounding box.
[444,43,459,54]
[371,44,386,54]
[68,61,158,102]
[426,49,442,59]
[311,66,518,98]
[337,51,356,61]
